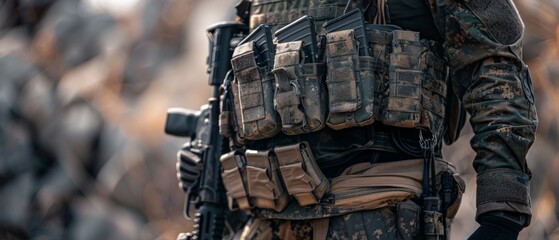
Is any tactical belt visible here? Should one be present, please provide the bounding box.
[220,142,329,211]
[221,154,464,219]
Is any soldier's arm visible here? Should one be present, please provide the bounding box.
[425,0,538,225]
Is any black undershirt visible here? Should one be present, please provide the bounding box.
[386,0,444,42]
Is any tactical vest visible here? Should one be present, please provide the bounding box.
[249,0,348,33]
[219,0,463,213]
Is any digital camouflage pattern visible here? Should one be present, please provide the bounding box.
[423,0,537,220]
[239,207,421,240]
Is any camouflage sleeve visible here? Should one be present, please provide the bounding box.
[425,0,538,224]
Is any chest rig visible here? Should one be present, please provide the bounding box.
[219,0,451,213]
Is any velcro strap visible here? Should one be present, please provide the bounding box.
[326,30,359,57]
[232,41,258,71]
[274,41,303,78]
[274,41,303,67]
[476,169,530,206]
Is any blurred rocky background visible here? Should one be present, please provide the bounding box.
[0,0,557,239]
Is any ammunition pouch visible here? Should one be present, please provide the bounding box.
[245,149,288,212]
[321,25,449,134]
[324,30,376,130]
[381,30,448,135]
[220,150,251,211]
[220,142,329,212]
[275,142,329,206]
[272,41,327,134]
[231,41,281,140]
[226,22,449,142]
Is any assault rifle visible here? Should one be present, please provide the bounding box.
[274,15,318,63]
[165,22,248,240]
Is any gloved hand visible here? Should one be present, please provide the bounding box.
[176,143,202,192]
[467,211,525,240]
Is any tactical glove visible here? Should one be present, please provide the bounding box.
[468,211,525,240]
[176,143,202,192]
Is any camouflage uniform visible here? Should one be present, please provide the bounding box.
[422,0,537,220]
[179,0,537,239]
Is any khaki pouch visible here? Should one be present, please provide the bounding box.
[272,41,326,135]
[325,29,375,130]
[245,149,288,212]
[275,142,330,206]
[231,41,281,140]
[220,150,251,211]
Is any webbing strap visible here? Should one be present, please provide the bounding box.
[313,218,329,240]
[373,0,387,24]
[317,125,401,164]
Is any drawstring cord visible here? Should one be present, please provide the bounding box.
[344,0,389,24]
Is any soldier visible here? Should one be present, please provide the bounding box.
[174,0,537,239]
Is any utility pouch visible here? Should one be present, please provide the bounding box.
[220,150,251,211]
[380,30,449,135]
[272,41,326,134]
[382,30,425,128]
[245,149,288,212]
[418,50,448,135]
[325,29,375,129]
[366,24,401,120]
[275,142,330,206]
[231,41,281,140]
